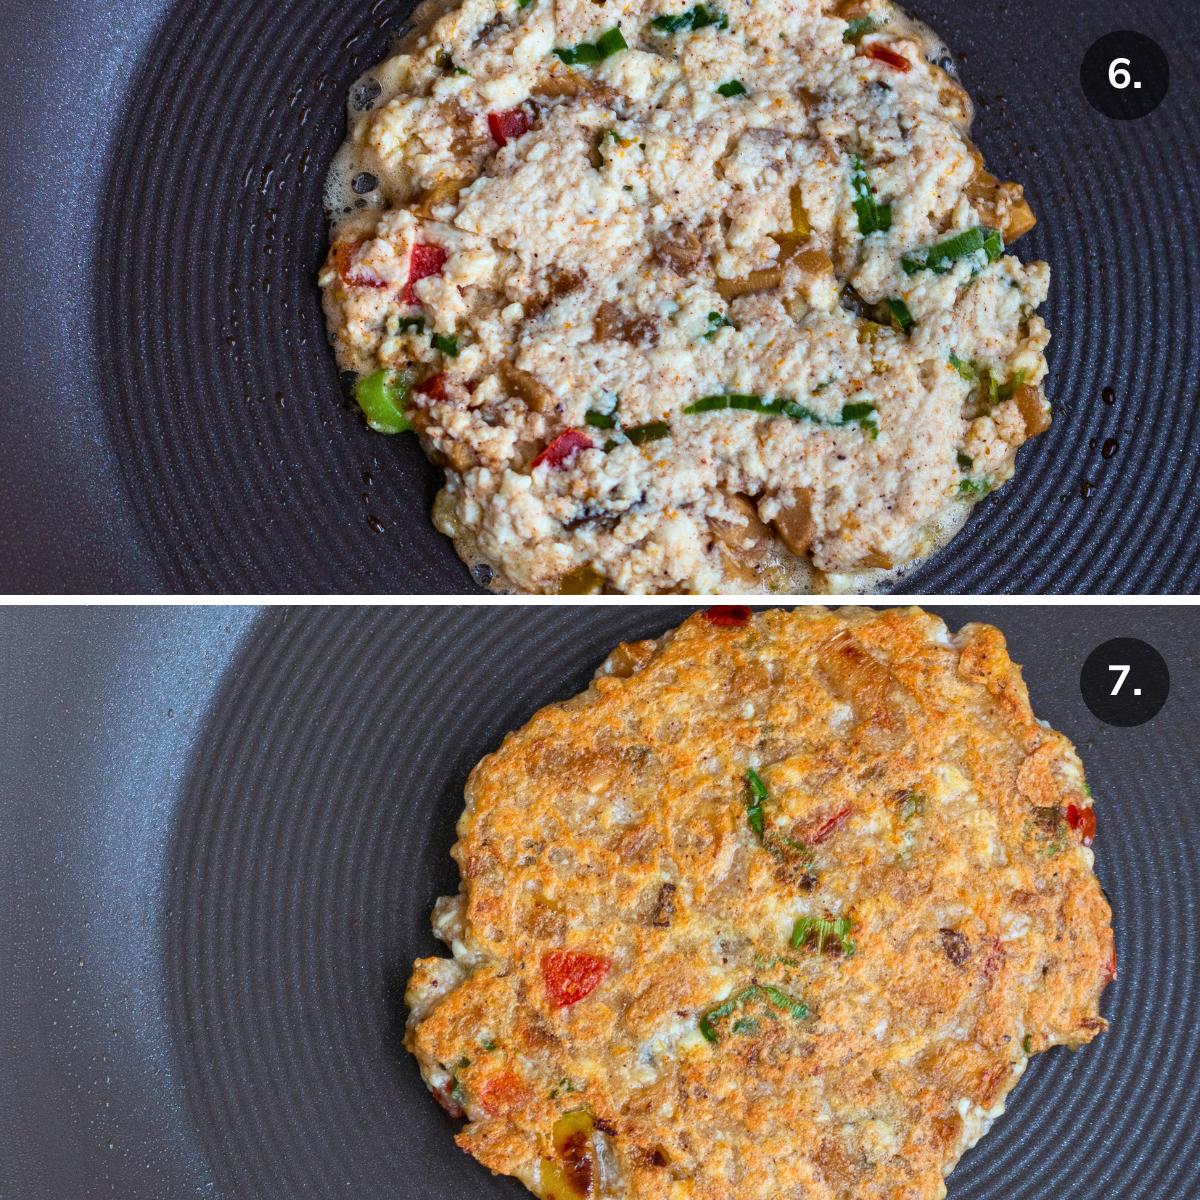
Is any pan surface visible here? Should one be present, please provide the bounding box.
[0,1,1197,592]
[2,604,1199,1198]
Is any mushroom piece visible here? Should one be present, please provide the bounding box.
[413,173,473,220]
[652,223,705,275]
[557,565,605,595]
[593,302,659,347]
[709,495,774,561]
[770,489,815,557]
[499,361,557,413]
[965,143,1036,243]
[715,265,784,301]
[1012,383,1051,437]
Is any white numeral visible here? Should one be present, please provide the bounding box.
[1109,57,1132,89]
[1108,664,1131,695]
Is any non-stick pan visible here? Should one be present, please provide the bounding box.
[0,1,1197,593]
[2,605,1198,1198]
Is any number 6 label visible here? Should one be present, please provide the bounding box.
[1081,33,1168,120]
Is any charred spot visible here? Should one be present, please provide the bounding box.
[939,928,971,967]
[593,1116,617,1135]
[649,882,677,927]
[560,1132,595,1195]
[1032,805,1064,831]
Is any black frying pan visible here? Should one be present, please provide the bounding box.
[2,604,1199,1198]
[0,1,1197,593]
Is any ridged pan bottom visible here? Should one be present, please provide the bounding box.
[95,1,1199,592]
[165,608,1200,1199]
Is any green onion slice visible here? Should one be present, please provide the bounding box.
[584,409,617,429]
[683,393,878,437]
[555,26,627,64]
[843,16,879,42]
[716,79,746,96]
[699,983,807,1043]
[948,351,976,381]
[850,152,892,236]
[886,298,913,334]
[702,311,732,340]
[595,26,628,56]
[791,915,856,956]
[651,4,728,33]
[397,316,426,333]
[761,985,809,1021]
[902,226,1003,275]
[744,768,768,840]
[355,369,414,434]
[958,478,990,497]
[624,420,670,445]
[431,332,459,357]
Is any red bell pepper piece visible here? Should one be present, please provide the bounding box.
[705,605,752,628]
[335,241,387,289]
[866,44,911,72]
[1065,803,1096,846]
[417,372,448,402]
[530,429,592,471]
[475,1069,527,1116]
[542,950,611,1007]
[487,107,531,147]
[405,243,448,304]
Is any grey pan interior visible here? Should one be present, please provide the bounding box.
[2,604,1198,1198]
[0,0,1197,592]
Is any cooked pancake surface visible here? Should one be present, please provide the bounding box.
[405,608,1113,1200]
[322,1,1051,594]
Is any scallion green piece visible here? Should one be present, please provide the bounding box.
[761,985,809,1021]
[948,351,976,381]
[731,1017,759,1035]
[959,477,990,497]
[839,402,879,435]
[716,79,746,97]
[624,420,670,445]
[791,915,856,956]
[744,768,768,840]
[585,409,617,429]
[555,26,627,64]
[683,393,878,437]
[595,26,628,56]
[397,316,426,333]
[699,984,805,1044]
[850,152,892,236]
[355,369,413,434]
[431,332,459,357]
[902,226,1003,275]
[1023,1034,1033,1055]
[651,4,728,33]
[701,311,732,340]
[887,298,913,334]
[898,792,925,822]
[843,16,879,42]
[517,0,532,7]
[956,451,973,470]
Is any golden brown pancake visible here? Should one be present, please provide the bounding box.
[406,607,1113,1199]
